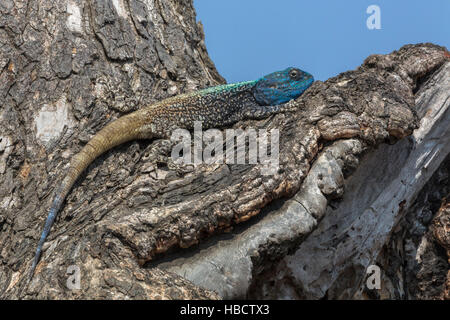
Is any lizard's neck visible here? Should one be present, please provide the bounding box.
[197,80,257,96]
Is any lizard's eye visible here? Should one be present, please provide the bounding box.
[289,69,301,80]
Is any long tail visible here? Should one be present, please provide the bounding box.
[29,113,145,281]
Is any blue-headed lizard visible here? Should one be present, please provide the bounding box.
[29,67,314,280]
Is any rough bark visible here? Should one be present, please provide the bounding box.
[367,158,450,300]
[0,0,223,299]
[0,0,448,300]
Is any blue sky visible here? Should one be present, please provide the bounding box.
[194,0,449,83]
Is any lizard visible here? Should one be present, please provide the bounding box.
[29,67,314,280]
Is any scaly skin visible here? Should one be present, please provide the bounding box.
[29,67,314,280]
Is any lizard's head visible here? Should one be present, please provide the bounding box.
[252,67,314,105]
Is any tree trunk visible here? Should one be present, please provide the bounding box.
[0,0,223,299]
[0,0,448,300]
